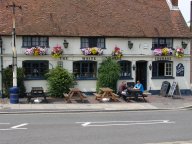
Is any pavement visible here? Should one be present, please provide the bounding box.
[0,95,192,114]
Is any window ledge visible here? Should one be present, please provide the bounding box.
[151,76,175,79]
[75,77,97,80]
[119,77,133,80]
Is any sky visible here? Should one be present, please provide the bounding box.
[178,0,191,25]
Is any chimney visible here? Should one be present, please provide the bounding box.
[171,0,178,6]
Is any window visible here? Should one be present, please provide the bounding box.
[81,37,105,48]
[152,38,173,49]
[22,36,49,47]
[73,61,97,79]
[152,61,173,78]
[22,60,49,79]
[118,60,132,78]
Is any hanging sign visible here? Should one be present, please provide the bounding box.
[176,63,184,76]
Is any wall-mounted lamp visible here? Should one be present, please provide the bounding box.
[181,41,187,49]
[149,64,152,71]
[63,39,69,48]
[132,64,136,71]
[128,41,133,49]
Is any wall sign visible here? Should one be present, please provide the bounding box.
[82,57,96,60]
[155,56,172,61]
[176,63,184,76]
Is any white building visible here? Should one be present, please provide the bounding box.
[0,0,191,95]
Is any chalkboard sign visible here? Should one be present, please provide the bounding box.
[176,63,184,76]
[160,81,170,97]
[168,81,177,96]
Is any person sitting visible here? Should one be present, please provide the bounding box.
[133,80,144,99]
[117,81,127,97]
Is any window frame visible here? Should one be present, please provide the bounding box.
[152,38,173,50]
[22,60,49,80]
[118,60,133,79]
[22,36,49,48]
[73,61,97,80]
[81,37,106,49]
[152,60,174,79]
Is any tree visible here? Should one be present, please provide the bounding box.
[45,66,75,97]
[97,57,120,92]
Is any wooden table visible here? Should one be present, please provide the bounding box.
[64,88,86,103]
[94,87,119,102]
[127,88,147,101]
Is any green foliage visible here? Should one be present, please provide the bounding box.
[45,66,75,98]
[3,67,26,98]
[97,57,120,92]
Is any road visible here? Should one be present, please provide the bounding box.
[0,110,192,144]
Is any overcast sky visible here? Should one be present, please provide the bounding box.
[178,0,191,25]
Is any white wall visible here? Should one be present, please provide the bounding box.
[0,36,191,93]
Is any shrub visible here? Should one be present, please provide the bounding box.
[45,66,75,97]
[3,67,26,98]
[97,57,120,92]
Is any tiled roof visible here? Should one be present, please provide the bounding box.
[0,0,191,37]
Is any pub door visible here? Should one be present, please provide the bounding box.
[135,61,147,90]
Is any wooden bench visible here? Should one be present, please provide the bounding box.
[27,87,47,103]
[124,91,148,102]
[93,93,101,100]
[112,93,119,97]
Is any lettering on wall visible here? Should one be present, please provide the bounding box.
[155,56,171,61]
[176,63,184,77]
[62,57,68,60]
[82,57,96,60]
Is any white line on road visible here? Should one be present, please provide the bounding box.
[11,123,28,129]
[76,120,175,127]
[0,123,28,131]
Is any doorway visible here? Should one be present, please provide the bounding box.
[135,61,147,90]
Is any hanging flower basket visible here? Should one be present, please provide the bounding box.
[24,47,47,56]
[81,47,103,55]
[112,46,123,59]
[153,48,173,56]
[175,48,184,58]
[51,45,63,58]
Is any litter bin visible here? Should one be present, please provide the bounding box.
[9,87,19,104]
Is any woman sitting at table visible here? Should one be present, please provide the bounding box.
[133,80,144,99]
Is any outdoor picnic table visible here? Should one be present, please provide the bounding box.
[94,87,119,102]
[126,88,147,101]
[64,88,87,103]
[27,87,47,103]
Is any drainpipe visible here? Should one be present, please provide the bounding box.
[0,36,3,98]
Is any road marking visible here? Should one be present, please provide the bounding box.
[0,123,28,131]
[145,140,192,144]
[76,120,175,127]
[11,123,28,130]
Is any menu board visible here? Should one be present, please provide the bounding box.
[160,81,170,97]
[168,81,181,97]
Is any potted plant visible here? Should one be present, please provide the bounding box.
[81,47,103,55]
[51,45,63,58]
[175,48,184,58]
[111,46,123,59]
[24,46,47,56]
[153,47,173,56]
